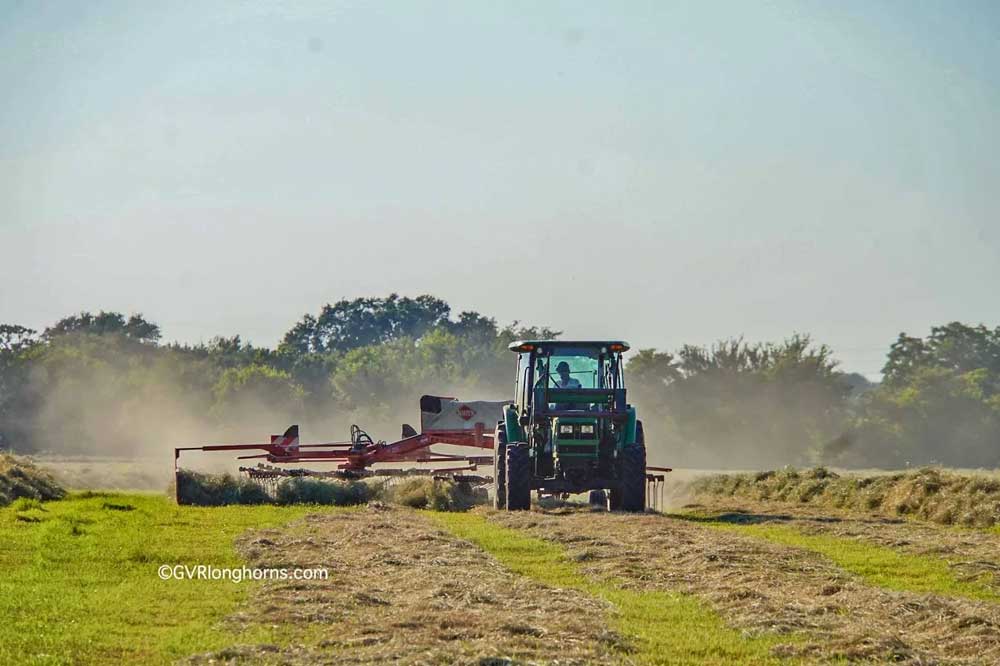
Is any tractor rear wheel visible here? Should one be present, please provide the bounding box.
[610,421,646,512]
[493,422,507,510]
[620,420,647,512]
[505,443,531,511]
[619,443,647,512]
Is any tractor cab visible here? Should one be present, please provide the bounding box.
[495,340,646,511]
[526,343,626,408]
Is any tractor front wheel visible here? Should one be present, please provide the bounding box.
[505,443,531,511]
[493,423,507,510]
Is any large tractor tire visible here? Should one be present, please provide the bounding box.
[610,420,647,512]
[504,443,531,511]
[493,422,507,510]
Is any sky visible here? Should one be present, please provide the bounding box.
[1,0,998,378]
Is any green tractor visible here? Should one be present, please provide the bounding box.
[494,340,647,512]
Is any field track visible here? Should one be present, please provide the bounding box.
[185,506,619,665]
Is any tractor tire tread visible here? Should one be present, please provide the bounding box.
[620,420,646,512]
[505,443,531,511]
[493,423,508,510]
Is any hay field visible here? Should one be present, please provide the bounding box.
[4,465,1000,664]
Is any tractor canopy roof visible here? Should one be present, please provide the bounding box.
[508,340,630,353]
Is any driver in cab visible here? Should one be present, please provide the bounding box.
[540,361,584,441]
[554,361,581,389]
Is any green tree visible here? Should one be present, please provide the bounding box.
[44,311,161,343]
[625,349,680,410]
[633,336,850,468]
[883,322,1000,393]
[0,325,40,447]
[211,365,306,424]
[281,294,451,353]
[845,323,1000,468]
[0,325,38,356]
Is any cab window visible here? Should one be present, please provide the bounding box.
[544,354,599,389]
[515,352,532,409]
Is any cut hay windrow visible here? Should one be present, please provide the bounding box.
[183,505,619,665]
[689,467,1000,527]
[173,468,486,510]
[384,476,485,511]
[174,469,374,507]
[0,453,67,506]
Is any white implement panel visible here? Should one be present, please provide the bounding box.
[419,395,507,433]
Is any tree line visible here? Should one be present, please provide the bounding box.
[1,295,997,469]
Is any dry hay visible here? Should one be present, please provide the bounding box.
[487,507,1000,665]
[173,469,273,506]
[384,476,485,511]
[174,469,378,507]
[182,505,622,665]
[173,469,485,511]
[691,467,1000,528]
[0,453,66,506]
[273,476,374,506]
[685,496,1000,597]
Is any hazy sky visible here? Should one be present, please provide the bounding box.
[2,1,998,377]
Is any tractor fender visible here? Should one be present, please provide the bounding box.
[503,404,523,444]
[624,406,638,447]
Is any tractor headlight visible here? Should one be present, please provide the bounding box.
[580,424,595,435]
[559,424,574,435]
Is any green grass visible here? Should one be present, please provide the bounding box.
[677,513,1000,602]
[432,512,799,665]
[0,492,336,666]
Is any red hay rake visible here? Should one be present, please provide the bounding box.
[174,395,500,503]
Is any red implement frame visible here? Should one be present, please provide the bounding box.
[174,423,494,503]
